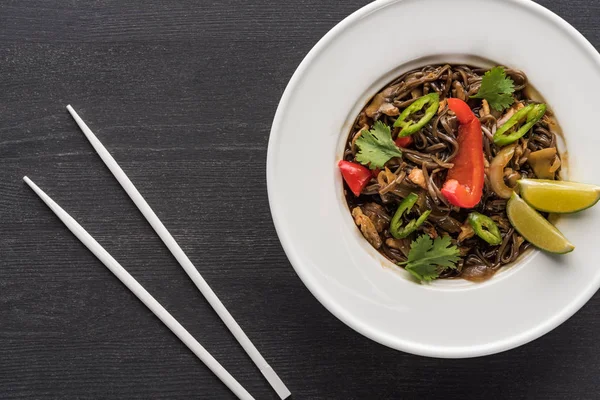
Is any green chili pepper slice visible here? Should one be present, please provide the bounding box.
[390,193,432,239]
[393,93,440,137]
[493,103,547,146]
[467,212,502,245]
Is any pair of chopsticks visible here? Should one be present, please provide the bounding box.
[24,106,290,400]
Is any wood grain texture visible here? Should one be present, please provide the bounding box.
[1,0,600,399]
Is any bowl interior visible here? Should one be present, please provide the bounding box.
[336,53,571,288]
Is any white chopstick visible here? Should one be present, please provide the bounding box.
[66,105,291,400]
[23,177,254,400]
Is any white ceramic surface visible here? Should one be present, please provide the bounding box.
[267,0,600,358]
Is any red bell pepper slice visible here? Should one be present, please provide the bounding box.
[338,160,371,197]
[395,136,413,148]
[440,98,485,208]
[447,97,477,124]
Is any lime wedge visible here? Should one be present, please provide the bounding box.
[507,192,574,254]
[518,179,600,213]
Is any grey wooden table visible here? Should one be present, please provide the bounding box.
[2,1,600,399]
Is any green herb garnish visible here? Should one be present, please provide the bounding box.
[399,235,460,282]
[471,67,515,111]
[355,121,402,169]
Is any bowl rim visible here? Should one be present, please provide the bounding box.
[267,0,600,357]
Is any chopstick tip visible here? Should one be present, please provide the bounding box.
[260,367,291,399]
[23,176,34,188]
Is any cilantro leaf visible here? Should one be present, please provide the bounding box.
[355,121,403,169]
[471,67,515,111]
[399,235,460,282]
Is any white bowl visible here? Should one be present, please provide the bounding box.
[267,0,600,358]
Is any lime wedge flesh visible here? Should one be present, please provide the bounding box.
[507,192,574,254]
[518,179,600,213]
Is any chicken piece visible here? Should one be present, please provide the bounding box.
[350,124,370,154]
[480,99,490,117]
[438,99,447,114]
[452,81,466,101]
[357,111,369,127]
[514,143,523,162]
[541,114,556,128]
[421,223,438,239]
[379,103,399,116]
[457,222,475,243]
[517,139,531,166]
[377,167,398,188]
[385,238,411,257]
[528,148,561,179]
[361,202,390,233]
[352,207,383,249]
[408,168,427,190]
[365,86,400,119]
[385,238,404,250]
